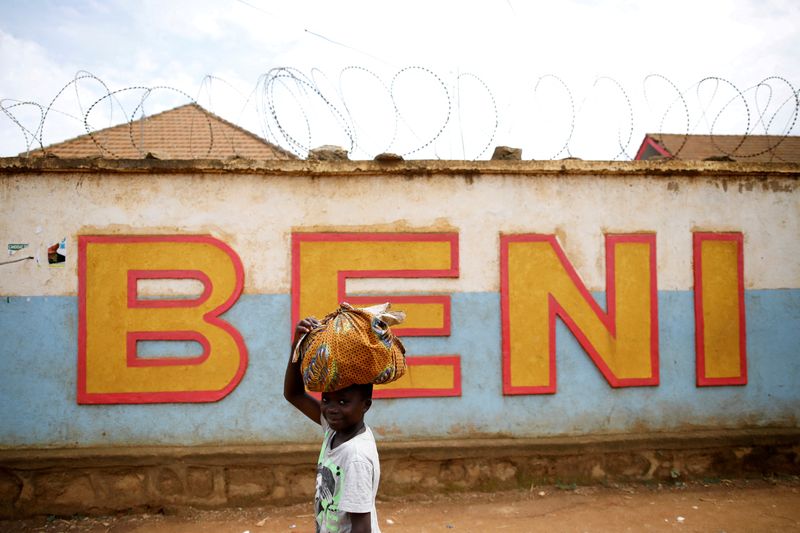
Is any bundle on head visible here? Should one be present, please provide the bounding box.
[293,302,407,392]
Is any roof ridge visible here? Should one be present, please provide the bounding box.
[189,103,297,159]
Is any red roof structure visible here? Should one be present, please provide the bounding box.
[635,133,800,163]
[22,103,296,160]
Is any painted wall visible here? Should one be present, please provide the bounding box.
[0,160,798,448]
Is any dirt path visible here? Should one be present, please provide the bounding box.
[4,478,799,532]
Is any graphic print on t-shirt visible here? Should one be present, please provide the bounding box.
[316,455,344,532]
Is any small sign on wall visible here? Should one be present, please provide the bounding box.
[48,238,66,267]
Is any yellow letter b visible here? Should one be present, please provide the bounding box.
[78,235,247,404]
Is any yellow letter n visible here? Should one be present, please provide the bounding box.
[501,234,659,394]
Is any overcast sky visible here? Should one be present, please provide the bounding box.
[1,0,798,159]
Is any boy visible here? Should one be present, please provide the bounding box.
[284,317,382,533]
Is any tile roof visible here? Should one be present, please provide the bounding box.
[635,133,800,163]
[22,103,297,160]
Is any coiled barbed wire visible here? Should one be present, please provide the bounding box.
[594,76,634,160]
[644,74,691,158]
[1,71,798,161]
[338,66,398,157]
[643,75,799,161]
[730,77,798,159]
[456,72,498,159]
[0,99,46,154]
[196,74,254,158]
[534,75,575,159]
[390,66,451,157]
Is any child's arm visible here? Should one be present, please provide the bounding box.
[283,317,322,425]
[349,512,371,532]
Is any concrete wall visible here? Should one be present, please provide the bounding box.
[0,158,798,450]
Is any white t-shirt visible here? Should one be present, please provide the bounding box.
[315,417,381,533]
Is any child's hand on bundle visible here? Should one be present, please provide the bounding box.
[293,316,320,347]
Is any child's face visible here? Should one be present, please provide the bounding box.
[321,386,371,433]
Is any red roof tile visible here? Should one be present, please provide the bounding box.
[635,133,800,163]
[22,103,296,160]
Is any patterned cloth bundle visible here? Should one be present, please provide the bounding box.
[292,302,407,392]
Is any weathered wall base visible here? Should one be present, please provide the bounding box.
[1,428,797,518]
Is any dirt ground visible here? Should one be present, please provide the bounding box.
[3,478,799,533]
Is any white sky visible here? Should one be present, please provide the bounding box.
[0,0,798,159]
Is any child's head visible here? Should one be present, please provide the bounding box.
[320,383,373,433]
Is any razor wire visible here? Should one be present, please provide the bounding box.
[1,70,798,161]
